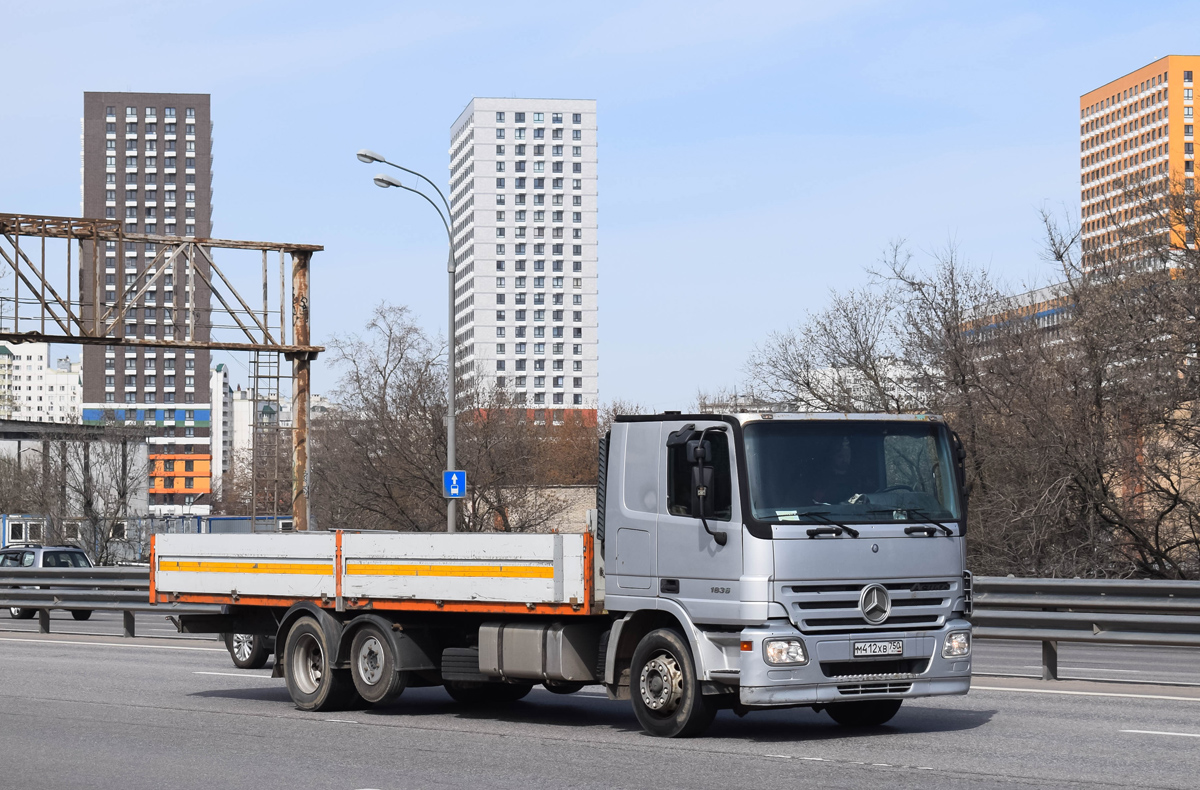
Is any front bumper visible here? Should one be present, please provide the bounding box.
[736,619,972,708]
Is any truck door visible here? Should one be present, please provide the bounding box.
[657,420,744,623]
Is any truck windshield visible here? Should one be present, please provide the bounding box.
[743,420,960,524]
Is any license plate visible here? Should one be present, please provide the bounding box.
[853,640,903,657]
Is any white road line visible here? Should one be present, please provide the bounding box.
[325,719,358,724]
[972,685,1200,702]
[1121,729,1200,738]
[193,671,274,679]
[0,636,225,652]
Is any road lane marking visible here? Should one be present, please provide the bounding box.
[0,636,225,652]
[973,685,1200,702]
[1121,729,1200,738]
[193,671,274,679]
[324,718,358,724]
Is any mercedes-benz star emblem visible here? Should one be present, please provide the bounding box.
[859,583,891,625]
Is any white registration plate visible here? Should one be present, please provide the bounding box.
[853,640,904,657]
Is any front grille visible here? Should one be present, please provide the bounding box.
[837,682,913,695]
[778,578,959,634]
[820,658,930,679]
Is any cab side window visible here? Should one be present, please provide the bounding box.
[20,552,35,567]
[666,431,733,521]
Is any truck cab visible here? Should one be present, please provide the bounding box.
[600,412,972,735]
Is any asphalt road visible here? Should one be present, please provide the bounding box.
[2,612,1199,790]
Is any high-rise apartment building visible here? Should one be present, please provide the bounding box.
[1080,56,1200,257]
[79,92,214,516]
[448,99,599,420]
[0,342,81,422]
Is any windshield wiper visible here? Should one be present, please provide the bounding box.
[861,508,954,536]
[804,512,860,539]
[906,509,955,536]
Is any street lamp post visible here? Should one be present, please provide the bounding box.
[357,149,458,533]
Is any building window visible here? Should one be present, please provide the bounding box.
[496,111,505,122]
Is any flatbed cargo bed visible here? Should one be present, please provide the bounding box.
[151,531,598,615]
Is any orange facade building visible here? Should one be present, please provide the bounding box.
[1080,55,1200,255]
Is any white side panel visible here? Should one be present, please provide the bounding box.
[342,533,586,604]
[154,532,587,605]
[156,533,336,598]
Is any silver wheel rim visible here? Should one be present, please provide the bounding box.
[291,632,323,695]
[232,634,254,662]
[639,651,684,714]
[356,635,386,686]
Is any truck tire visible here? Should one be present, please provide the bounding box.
[71,610,93,621]
[825,699,903,727]
[9,607,36,620]
[630,628,716,738]
[543,680,586,695]
[225,632,271,670]
[444,681,533,705]
[349,624,407,705]
[283,616,358,711]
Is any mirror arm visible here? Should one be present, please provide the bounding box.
[699,510,728,547]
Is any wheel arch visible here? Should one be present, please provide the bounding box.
[339,613,437,673]
[273,603,344,677]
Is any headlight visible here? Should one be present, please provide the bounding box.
[942,630,971,658]
[763,638,808,665]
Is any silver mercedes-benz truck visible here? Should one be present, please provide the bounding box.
[600,412,972,736]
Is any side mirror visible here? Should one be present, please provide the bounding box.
[690,464,716,519]
[690,456,726,546]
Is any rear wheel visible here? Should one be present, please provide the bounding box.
[349,625,407,705]
[826,699,903,727]
[444,681,533,705]
[225,632,271,669]
[282,617,359,711]
[71,610,93,621]
[630,628,716,738]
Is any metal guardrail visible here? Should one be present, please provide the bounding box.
[971,576,1200,679]
[0,566,219,638]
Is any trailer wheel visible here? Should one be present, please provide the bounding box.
[542,680,586,695]
[283,616,358,711]
[71,610,93,621]
[444,681,533,705]
[630,628,716,738]
[825,699,903,727]
[225,632,271,670]
[349,625,407,705]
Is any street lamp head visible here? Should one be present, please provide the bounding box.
[357,148,385,164]
[373,173,403,189]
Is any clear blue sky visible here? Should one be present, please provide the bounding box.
[1,1,1193,409]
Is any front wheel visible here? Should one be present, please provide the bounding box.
[9,607,35,620]
[630,628,716,738]
[282,617,359,711]
[826,699,903,727]
[225,632,271,669]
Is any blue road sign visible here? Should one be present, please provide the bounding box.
[443,470,466,499]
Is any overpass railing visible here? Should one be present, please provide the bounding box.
[0,566,219,638]
[971,576,1200,679]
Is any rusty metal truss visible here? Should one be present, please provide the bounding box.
[0,212,324,530]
